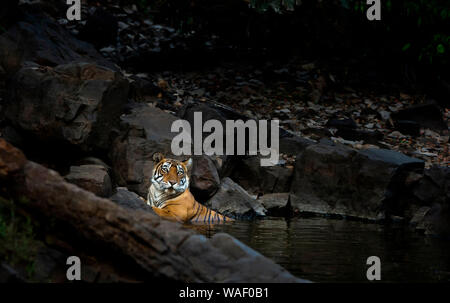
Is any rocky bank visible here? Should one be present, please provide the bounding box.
[0,0,449,282]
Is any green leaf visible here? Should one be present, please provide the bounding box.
[436,44,445,54]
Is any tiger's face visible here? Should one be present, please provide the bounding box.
[151,153,193,194]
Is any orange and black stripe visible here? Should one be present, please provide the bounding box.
[189,201,232,224]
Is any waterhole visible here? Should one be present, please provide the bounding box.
[192,216,450,282]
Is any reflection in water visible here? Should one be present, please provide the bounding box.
[187,217,450,282]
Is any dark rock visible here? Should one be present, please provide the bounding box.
[76,157,112,175]
[32,246,67,282]
[0,7,113,76]
[410,206,431,228]
[230,156,294,195]
[0,138,306,282]
[258,193,292,217]
[378,110,391,121]
[393,120,421,137]
[335,128,384,144]
[110,104,182,196]
[179,232,308,282]
[419,203,450,238]
[391,102,447,131]
[0,263,25,283]
[129,76,160,101]
[326,118,357,129]
[207,177,267,219]
[210,154,235,178]
[290,142,424,220]
[5,62,129,151]
[178,102,229,141]
[326,118,383,144]
[79,8,118,49]
[409,166,450,237]
[178,101,299,189]
[65,165,113,198]
[413,166,450,204]
[423,165,450,190]
[303,127,333,140]
[177,102,243,179]
[319,138,336,145]
[358,148,424,169]
[179,101,291,157]
[109,187,153,213]
[404,171,423,186]
[279,135,315,155]
[0,138,27,178]
[190,155,221,202]
[411,202,450,239]
[0,126,25,149]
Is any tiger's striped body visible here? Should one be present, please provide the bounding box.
[147,153,233,224]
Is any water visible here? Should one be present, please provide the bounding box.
[192,217,450,282]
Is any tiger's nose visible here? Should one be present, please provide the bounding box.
[169,181,177,186]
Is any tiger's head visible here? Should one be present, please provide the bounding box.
[150,153,193,195]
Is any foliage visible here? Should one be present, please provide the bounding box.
[249,0,297,13]
[134,0,448,71]
[349,0,449,67]
[249,0,449,69]
[0,197,40,279]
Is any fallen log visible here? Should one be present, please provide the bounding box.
[0,138,306,282]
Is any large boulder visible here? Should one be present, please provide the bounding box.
[64,165,113,198]
[178,101,312,194]
[412,166,450,205]
[0,138,307,282]
[76,157,112,175]
[190,155,221,202]
[412,204,450,238]
[409,166,450,237]
[0,6,113,76]
[279,135,315,156]
[230,156,294,195]
[290,142,424,221]
[4,62,129,151]
[258,193,292,217]
[110,104,183,196]
[177,102,237,176]
[109,187,153,213]
[178,101,297,175]
[391,102,447,131]
[207,177,267,219]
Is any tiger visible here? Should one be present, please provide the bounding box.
[147,153,233,224]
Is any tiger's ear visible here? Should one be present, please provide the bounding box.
[183,158,193,172]
[152,152,164,163]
